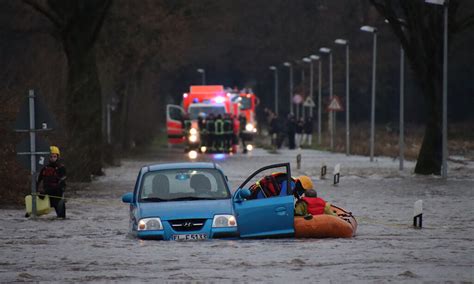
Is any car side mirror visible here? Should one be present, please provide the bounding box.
[239,188,251,199]
[122,192,133,203]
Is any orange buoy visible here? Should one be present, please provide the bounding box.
[294,204,357,238]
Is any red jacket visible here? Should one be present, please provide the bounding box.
[301,197,326,215]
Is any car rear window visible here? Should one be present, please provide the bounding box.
[139,168,230,201]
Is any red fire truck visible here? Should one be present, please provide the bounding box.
[166,85,244,154]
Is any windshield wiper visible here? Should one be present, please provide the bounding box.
[141,197,169,202]
[167,197,217,201]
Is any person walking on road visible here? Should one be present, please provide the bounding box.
[295,118,304,149]
[287,114,296,150]
[302,116,314,146]
[36,146,67,218]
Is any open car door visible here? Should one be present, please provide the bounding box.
[233,163,294,238]
[166,104,185,145]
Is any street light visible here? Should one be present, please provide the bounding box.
[196,68,206,85]
[283,62,294,115]
[425,0,449,178]
[360,25,378,162]
[301,57,311,119]
[386,18,406,170]
[319,47,334,151]
[335,38,350,156]
[310,55,322,145]
[269,66,279,115]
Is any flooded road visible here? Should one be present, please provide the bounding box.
[1,147,473,282]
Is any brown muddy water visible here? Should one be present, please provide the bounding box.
[1,148,473,283]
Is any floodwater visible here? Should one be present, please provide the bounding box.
[1,147,473,283]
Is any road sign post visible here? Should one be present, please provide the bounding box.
[14,89,55,218]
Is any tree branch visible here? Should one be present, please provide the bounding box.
[453,14,474,33]
[22,0,64,30]
[88,0,113,49]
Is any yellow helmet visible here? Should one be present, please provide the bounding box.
[50,146,60,156]
[297,175,313,190]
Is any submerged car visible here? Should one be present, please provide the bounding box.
[122,162,295,240]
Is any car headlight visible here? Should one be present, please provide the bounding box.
[212,215,237,228]
[137,218,163,231]
[245,123,254,132]
[189,134,198,142]
[190,128,198,135]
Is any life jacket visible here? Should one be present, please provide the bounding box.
[301,197,326,215]
[41,164,62,190]
[249,172,295,199]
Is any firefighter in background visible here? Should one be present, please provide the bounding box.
[36,146,67,218]
[206,113,216,151]
[238,113,248,153]
[183,113,192,137]
[223,114,233,152]
[214,114,225,152]
[197,112,207,151]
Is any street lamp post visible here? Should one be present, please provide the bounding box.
[303,57,313,119]
[399,44,405,170]
[283,62,294,115]
[335,38,350,156]
[319,47,334,151]
[310,55,322,145]
[196,68,206,85]
[269,66,279,115]
[426,0,448,178]
[360,25,378,162]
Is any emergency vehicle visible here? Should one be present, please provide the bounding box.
[228,88,259,136]
[167,85,256,155]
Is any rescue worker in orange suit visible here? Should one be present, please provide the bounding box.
[294,176,336,217]
[36,146,67,218]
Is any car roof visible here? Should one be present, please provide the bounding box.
[145,162,222,172]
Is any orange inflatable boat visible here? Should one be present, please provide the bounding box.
[294,204,357,238]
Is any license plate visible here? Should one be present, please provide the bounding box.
[172,234,208,241]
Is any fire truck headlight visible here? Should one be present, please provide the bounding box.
[188,150,198,160]
[245,123,254,132]
[189,134,198,143]
[190,128,198,135]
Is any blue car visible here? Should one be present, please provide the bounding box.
[122,162,295,240]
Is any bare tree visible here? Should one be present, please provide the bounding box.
[23,0,112,180]
[368,0,474,175]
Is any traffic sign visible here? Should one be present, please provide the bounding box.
[327,96,344,112]
[14,94,56,131]
[16,137,50,170]
[293,94,303,104]
[303,97,316,107]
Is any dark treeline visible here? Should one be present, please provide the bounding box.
[0,0,473,201]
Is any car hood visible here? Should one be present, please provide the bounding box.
[137,199,234,220]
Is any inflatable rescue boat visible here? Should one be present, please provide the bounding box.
[294,204,357,238]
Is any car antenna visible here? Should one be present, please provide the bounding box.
[212,161,217,169]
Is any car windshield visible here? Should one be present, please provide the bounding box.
[188,105,226,120]
[139,168,230,202]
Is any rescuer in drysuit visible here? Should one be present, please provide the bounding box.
[293,176,336,217]
[36,146,67,218]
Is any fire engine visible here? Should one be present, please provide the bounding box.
[166,85,258,156]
